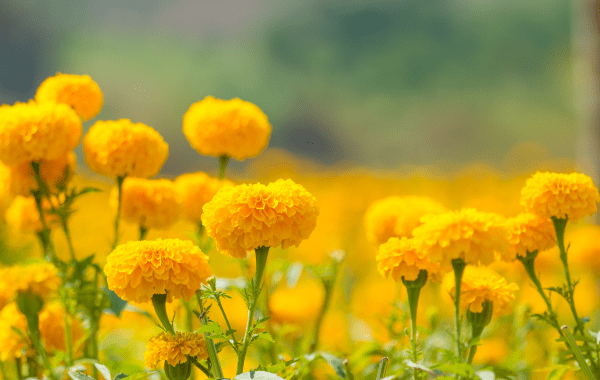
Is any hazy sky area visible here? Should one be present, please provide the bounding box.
[0,0,575,177]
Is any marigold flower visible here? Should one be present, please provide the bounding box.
[364,196,448,244]
[521,172,600,222]
[448,268,519,314]
[412,208,509,268]
[104,239,212,303]
[376,237,442,282]
[39,302,85,354]
[0,101,82,166]
[174,172,234,224]
[183,96,271,161]
[83,119,168,179]
[144,332,208,368]
[7,262,61,300]
[504,213,556,260]
[5,196,59,234]
[111,178,181,230]
[201,179,319,258]
[35,73,103,121]
[0,303,29,361]
[8,152,76,197]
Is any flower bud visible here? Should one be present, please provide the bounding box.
[164,360,192,380]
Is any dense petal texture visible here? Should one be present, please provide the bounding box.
[520,172,600,222]
[183,96,271,160]
[376,237,442,282]
[201,179,319,258]
[364,196,448,244]
[83,119,168,179]
[412,208,509,268]
[104,239,212,303]
[0,101,82,165]
[505,213,556,260]
[449,268,519,314]
[174,172,234,224]
[35,73,103,121]
[8,262,61,300]
[144,332,208,368]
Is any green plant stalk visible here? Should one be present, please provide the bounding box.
[14,358,22,380]
[195,290,224,379]
[63,310,73,366]
[562,325,596,380]
[403,270,427,379]
[236,246,270,375]
[140,225,148,241]
[182,301,196,380]
[213,291,239,351]
[152,293,176,334]
[60,214,77,261]
[344,360,355,380]
[218,155,230,180]
[30,161,56,262]
[25,314,58,380]
[452,258,467,360]
[112,175,126,250]
[376,357,388,380]
[190,358,211,378]
[311,260,341,352]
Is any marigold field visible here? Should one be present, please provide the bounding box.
[0,73,598,380]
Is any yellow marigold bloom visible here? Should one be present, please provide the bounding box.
[412,208,509,268]
[0,101,82,165]
[201,179,319,258]
[8,152,76,197]
[39,302,85,354]
[5,196,59,233]
[520,172,600,222]
[182,96,271,161]
[83,119,168,179]
[104,239,212,303]
[448,268,519,314]
[8,262,61,300]
[376,237,442,282]
[364,196,448,244]
[0,303,29,361]
[144,332,208,368]
[35,73,103,121]
[174,172,234,224]
[504,213,556,260]
[111,178,181,230]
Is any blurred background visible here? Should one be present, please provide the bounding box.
[0,0,595,179]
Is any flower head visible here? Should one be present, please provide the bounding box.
[8,262,61,300]
[104,239,212,303]
[448,268,519,314]
[112,178,181,230]
[520,172,600,222]
[0,303,29,360]
[8,152,76,197]
[504,213,556,260]
[174,172,234,224]
[201,179,319,258]
[5,196,59,233]
[412,208,509,268]
[144,332,208,368]
[35,73,103,121]
[183,96,271,161]
[83,119,168,179]
[376,237,442,282]
[39,302,85,354]
[364,196,448,244]
[0,101,82,165]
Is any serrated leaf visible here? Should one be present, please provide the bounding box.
[68,372,96,380]
[256,332,274,342]
[114,373,129,380]
[320,352,346,378]
[197,322,223,335]
[102,287,128,317]
[234,371,287,379]
[94,363,112,380]
[435,363,475,377]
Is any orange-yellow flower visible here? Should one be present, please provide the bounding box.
[8,152,76,197]
[376,237,442,282]
[35,73,103,121]
[5,196,59,233]
[0,303,29,360]
[104,239,212,303]
[174,172,234,224]
[412,208,509,268]
[39,302,85,355]
[0,101,82,165]
[520,172,600,222]
[83,119,168,179]
[112,178,181,230]
[183,96,271,161]
[364,196,448,244]
[201,179,319,258]
[144,332,208,368]
[447,268,519,314]
[504,213,556,260]
[7,262,61,300]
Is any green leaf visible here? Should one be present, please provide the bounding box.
[94,363,112,380]
[68,372,96,380]
[320,352,346,378]
[102,287,128,318]
[435,363,475,377]
[197,322,223,335]
[234,371,286,379]
[545,365,572,380]
[256,332,274,342]
[114,373,129,380]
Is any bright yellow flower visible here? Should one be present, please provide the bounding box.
[174,172,234,224]
[376,237,442,282]
[5,195,59,233]
[104,239,212,303]
[8,152,76,197]
[144,332,208,368]
[39,302,85,355]
[0,303,29,360]
[183,96,271,161]
[8,262,61,300]
[112,178,181,230]
[364,196,448,244]
[447,267,519,313]
[504,213,556,260]
[412,208,509,268]
[35,73,103,121]
[201,179,319,258]
[83,119,168,179]
[0,101,82,166]
[520,172,600,222]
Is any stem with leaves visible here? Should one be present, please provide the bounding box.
[30,161,56,262]
[451,258,467,361]
[195,290,224,379]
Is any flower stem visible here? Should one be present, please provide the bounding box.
[311,258,342,352]
[14,358,22,380]
[376,357,388,380]
[152,293,176,334]
[195,290,224,380]
[236,246,270,375]
[112,175,126,250]
[60,215,76,261]
[139,225,148,241]
[63,310,73,366]
[562,325,596,380]
[402,269,427,380]
[25,313,58,380]
[218,155,230,180]
[30,162,55,263]
[451,258,467,361]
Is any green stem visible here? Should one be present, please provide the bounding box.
[403,270,427,378]
[15,358,22,380]
[190,358,211,378]
[139,225,148,241]
[311,259,341,352]
[343,360,355,380]
[213,292,239,351]
[112,175,126,250]
[452,258,467,361]
[376,357,388,380]
[152,293,176,334]
[562,325,596,380]
[30,161,56,262]
[236,246,270,375]
[25,314,58,380]
[181,301,196,380]
[60,215,76,261]
[195,290,224,379]
[63,310,73,366]
[218,156,230,180]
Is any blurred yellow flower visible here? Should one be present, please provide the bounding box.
[412,208,509,268]
[364,196,448,244]
[504,213,556,260]
[0,303,29,361]
[0,101,82,166]
[183,96,271,161]
[83,119,168,179]
[8,262,61,300]
[269,278,325,326]
[5,195,59,233]
[39,302,85,355]
[104,238,212,303]
[8,152,76,197]
[35,73,103,121]
[202,179,319,258]
[144,331,208,368]
[376,237,442,282]
[520,172,600,222]
[111,178,181,230]
[174,172,234,224]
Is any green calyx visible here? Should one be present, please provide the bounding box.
[16,290,44,318]
[467,299,493,339]
[164,360,192,380]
